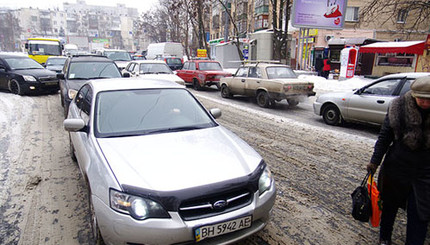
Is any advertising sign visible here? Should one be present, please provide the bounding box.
[197,49,207,58]
[292,0,347,29]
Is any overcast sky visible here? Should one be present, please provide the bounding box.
[0,0,159,14]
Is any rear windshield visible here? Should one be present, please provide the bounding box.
[166,58,182,65]
[199,62,223,71]
[266,66,297,79]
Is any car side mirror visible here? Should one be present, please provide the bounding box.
[64,118,86,132]
[57,73,65,79]
[210,108,221,119]
[123,72,131,78]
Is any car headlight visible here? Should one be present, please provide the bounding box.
[110,189,170,220]
[23,75,37,82]
[259,166,273,195]
[67,89,78,100]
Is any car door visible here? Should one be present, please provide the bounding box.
[346,77,405,124]
[176,62,191,82]
[69,84,93,176]
[229,67,248,95]
[244,66,263,96]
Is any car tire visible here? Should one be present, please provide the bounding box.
[221,84,233,98]
[193,79,202,91]
[8,79,23,95]
[89,193,105,245]
[287,99,299,107]
[256,91,270,108]
[322,104,342,126]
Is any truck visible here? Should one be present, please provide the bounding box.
[25,37,63,65]
[146,42,183,60]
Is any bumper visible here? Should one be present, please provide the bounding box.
[313,101,322,116]
[23,81,59,94]
[95,183,276,245]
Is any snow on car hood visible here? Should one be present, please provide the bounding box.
[96,126,262,192]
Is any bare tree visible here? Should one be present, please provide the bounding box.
[270,0,292,64]
[217,0,244,60]
[359,0,430,37]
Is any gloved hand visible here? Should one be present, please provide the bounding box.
[366,163,378,175]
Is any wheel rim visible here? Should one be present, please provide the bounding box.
[257,93,267,106]
[221,86,228,97]
[9,80,19,94]
[326,109,337,121]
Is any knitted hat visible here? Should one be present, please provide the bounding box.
[411,76,430,99]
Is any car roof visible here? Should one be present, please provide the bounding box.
[88,77,185,94]
[69,55,114,62]
[47,56,67,60]
[188,60,219,63]
[377,72,430,79]
[241,62,288,68]
[0,52,31,59]
[130,60,167,64]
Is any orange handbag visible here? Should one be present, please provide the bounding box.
[367,174,382,227]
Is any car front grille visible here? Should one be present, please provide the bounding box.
[39,76,57,81]
[179,189,252,221]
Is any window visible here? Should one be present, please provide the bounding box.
[235,67,248,77]
[248,67,261,78]
[377,53,415,67]
[189,62,196,70]
[345,7,359,22]
[397,9,408,23]
[361,79,403,96]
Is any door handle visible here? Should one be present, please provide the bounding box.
[256,80,260,83]
[377,100,385,104]
[241,79,245,83]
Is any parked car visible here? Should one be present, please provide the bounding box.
[96,49,132,70]
[123,60,185,85]
[44,56,67,73]
[0,53,59,95]
[58,55,123,116]
[176,60,232,90]
[313,72,430,126]
[155,56,183,70]
[63,78,276,244]
[220,62,315,108]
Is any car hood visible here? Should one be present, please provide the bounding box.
[97,126,262,192]
[13,68,57,78]
[66,79,88,90]
[138,74,185,85]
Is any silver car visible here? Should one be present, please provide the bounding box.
[313,72,430,126]
[63,78,276,245]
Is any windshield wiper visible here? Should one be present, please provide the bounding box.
[144,125,207,135]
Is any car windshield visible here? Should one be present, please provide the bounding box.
[104,51,132,61]
[95,88,216,138]
[266,66,297,79]
[166,58,182,65]
[46,58,66,66]
[199,62,223,71]
[5,57,44,70]
[139,63,173,74]
[67,62,122,79]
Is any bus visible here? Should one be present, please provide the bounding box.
[25,38,63,64]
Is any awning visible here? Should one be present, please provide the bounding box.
[359,41,425,55]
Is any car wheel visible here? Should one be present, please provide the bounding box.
[256,91,270,108]
[69,134,77,162]
[221,84,233,98]
[8,79,23,95]
[287,99,299,107]
[193,79,202,91]
[322,104,342,126]
[89,194,105,245]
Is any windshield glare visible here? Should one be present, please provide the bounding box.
[105,51,132,61]
[46,58,66,66]
[266,66,297,79]
[199,62,222,71]
[139,63,173,74]
[5,57,44,70]
[95,89,215,137]
[68,62,121,79]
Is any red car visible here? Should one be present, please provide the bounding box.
[176,60,232,90]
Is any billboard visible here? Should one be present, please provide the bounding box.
[292,0,347,29]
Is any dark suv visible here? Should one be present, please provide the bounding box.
[58,55,123,116]
[0,53,58,95]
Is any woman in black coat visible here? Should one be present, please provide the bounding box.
[367,76,430,245]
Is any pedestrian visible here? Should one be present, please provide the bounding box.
[323,57,331,79]
[315,57,324,77]
[367,76,430,245]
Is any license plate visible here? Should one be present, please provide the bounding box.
[194,216,252,242]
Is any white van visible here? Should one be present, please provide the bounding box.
[146,42,183,60]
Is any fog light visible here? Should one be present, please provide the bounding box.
[29,86,36,90]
